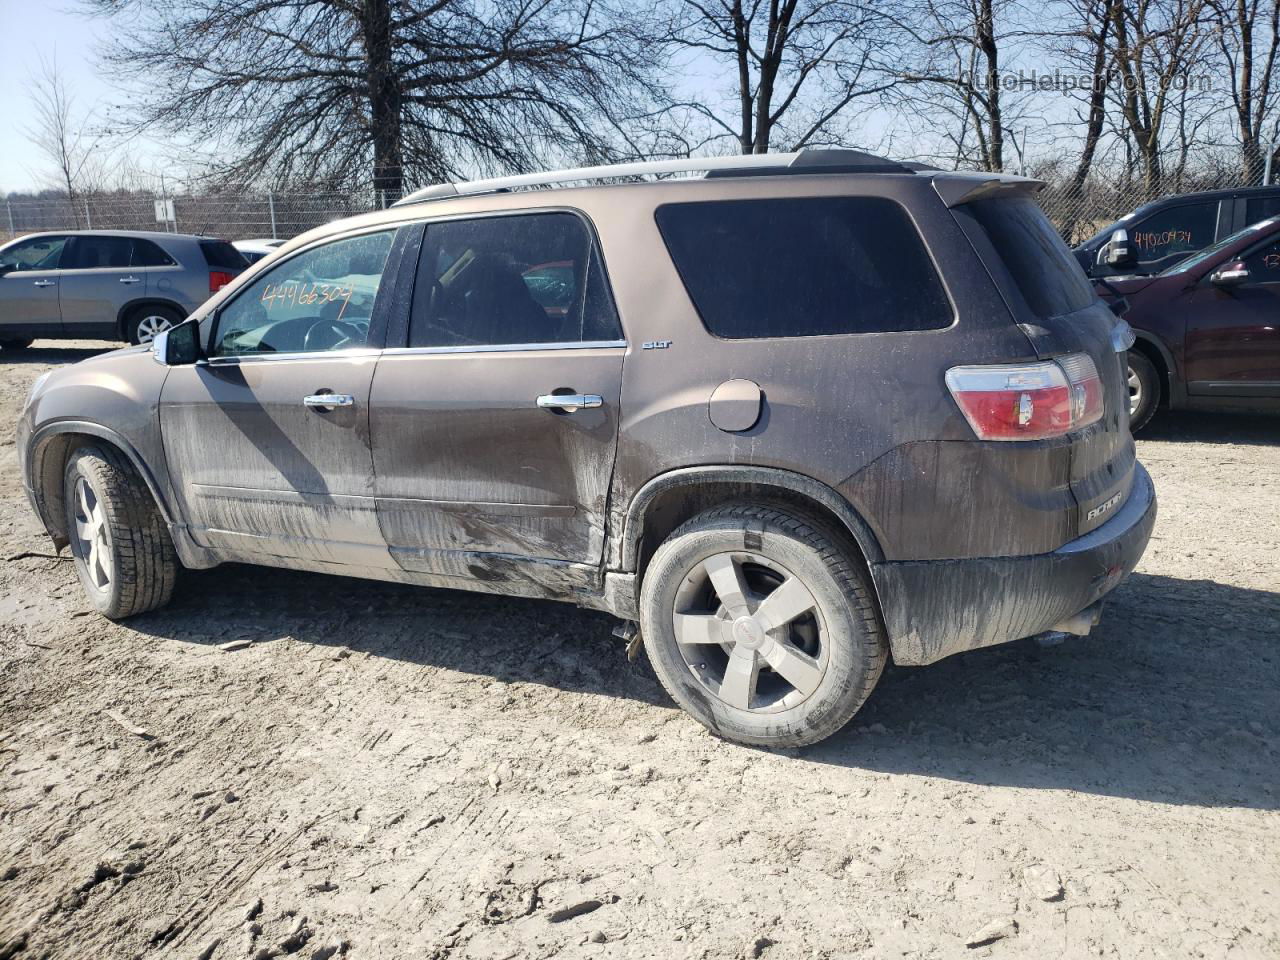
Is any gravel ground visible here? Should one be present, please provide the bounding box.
[1,342,1278,960]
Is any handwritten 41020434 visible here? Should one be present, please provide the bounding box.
[260,281,357,321]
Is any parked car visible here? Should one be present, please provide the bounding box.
[0,230,247,349]
[1075,185,1280,280]
[18,150,1155,748]
[1097,216,1280,430]
[234,237,287,264]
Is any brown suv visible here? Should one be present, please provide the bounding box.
[17,150,1156,748]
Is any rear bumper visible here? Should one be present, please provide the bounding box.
[871,462,1157,666]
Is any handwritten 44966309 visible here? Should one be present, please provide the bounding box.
[260,281,355,319]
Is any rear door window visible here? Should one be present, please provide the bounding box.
[408,212,621,347]
[968,196,1096,317]
[69,236,133,269]
[132,239,176,267]
[1127,201,1219,266]
[654,197,952,338]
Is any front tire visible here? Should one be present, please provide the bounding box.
[639,503,887,748]
[126,306,183,345]
[1127,349,1160,433]
[63,445,178,619]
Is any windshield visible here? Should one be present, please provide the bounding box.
[1158,217,1280,276]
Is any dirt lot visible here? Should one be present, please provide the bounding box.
[1,342,1277,960]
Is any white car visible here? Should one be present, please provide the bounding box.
[233,238,287,264]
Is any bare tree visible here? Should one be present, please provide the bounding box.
[1106,0,1212,195]
[82,0,669,198]
[891,0,1035,171]
[1056,0,1119,198]
[26,58,106,219]
[1210,0,1280,181]
[663,0,899,154]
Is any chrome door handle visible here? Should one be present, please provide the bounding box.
[32,280,56,288]
[118,276,142,285]
[303,393,355,411]
[536,393,603,412]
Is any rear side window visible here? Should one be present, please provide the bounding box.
[1245,195,1280,224]
[409,212,621,348]
[70,235,133,269]
[200,240,249,270]
[968,197,1095,317]
[132,239,176,266]
[654,197,951,339]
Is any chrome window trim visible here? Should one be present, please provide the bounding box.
[205,347,383,366]
[381,339,627,356]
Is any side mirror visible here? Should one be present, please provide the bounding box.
[0,263,15,276]
[1210,261,1249,287]
[1101,229,1137,268]
[151,319,202,366]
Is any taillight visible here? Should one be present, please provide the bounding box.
[946,353,1104,441]
[209,270,235,292]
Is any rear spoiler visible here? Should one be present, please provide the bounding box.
[932,172,1045,208]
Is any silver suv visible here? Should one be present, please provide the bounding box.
[0,230,246,348]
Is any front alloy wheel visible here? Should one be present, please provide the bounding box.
[73,476,114,592]
[1126,349,1160,432]
[63,445,178,619]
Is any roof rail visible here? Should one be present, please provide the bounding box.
[394,148,916,206]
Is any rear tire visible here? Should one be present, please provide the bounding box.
[126,305,183,345]
[1127,349,1160,433]
[639,503,887,748]
[63,445,178,619]
[0,337,34,352]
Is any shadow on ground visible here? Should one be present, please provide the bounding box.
[1140,409,1279,445]
[129,565,1278,811]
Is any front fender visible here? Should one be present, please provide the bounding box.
[20,348,183,552]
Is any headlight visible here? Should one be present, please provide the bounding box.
[25,371,51,410]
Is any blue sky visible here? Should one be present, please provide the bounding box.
[0,1,114,193]
[0,1,1116,194]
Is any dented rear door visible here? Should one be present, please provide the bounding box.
[369,210,626,581]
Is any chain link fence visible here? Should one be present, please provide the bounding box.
[1,191,384,245]
[1034,156,1273,247]
[2,164,1273,248]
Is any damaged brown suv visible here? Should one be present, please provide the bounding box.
[18,150,1156,747]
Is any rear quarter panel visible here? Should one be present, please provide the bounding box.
[563,177,1048,565]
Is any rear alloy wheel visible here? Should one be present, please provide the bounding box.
[63,445,178,619]
[0,337,34,352]
[127,306,183,345]
[1126,349,1160,433]
[640,503,887,748]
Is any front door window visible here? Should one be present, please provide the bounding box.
[212,230,396,356]
[0,236,68,271]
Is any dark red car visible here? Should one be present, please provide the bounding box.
[1098,217,1280,429]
